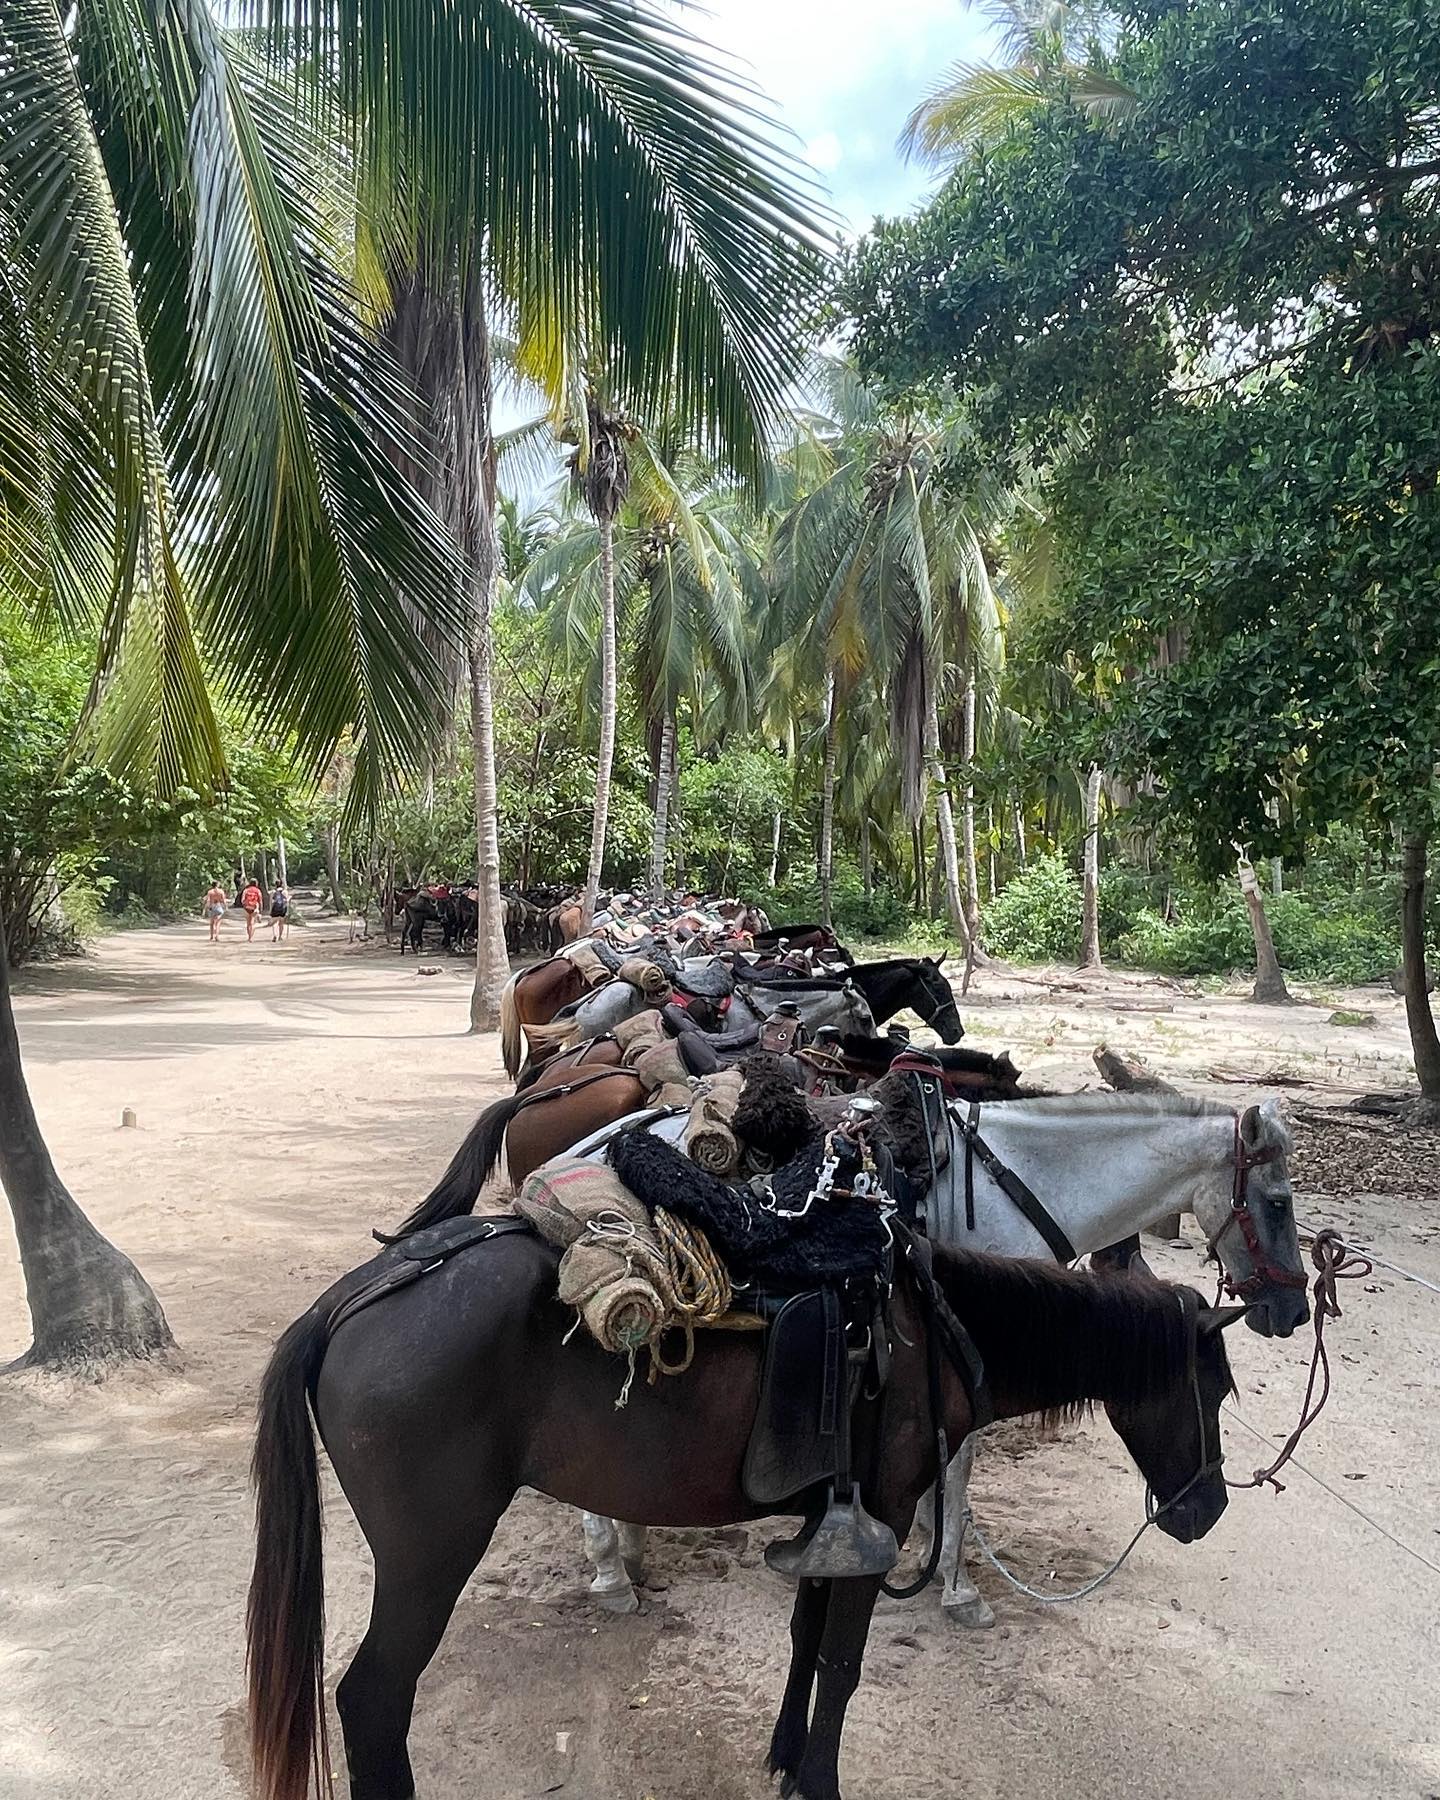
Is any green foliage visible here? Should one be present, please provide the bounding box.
[677,741,788,895]
[1119,893,1400,985]
[984,852,1082,962]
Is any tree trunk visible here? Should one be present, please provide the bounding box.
[648,708,675,896]
[1401,833,1440,1097]
[580,515,619,932]
[1271,857,1283,898]
[0,933,172,1370]
[818,674,837,927]
[987,802,997,901]
[768,808,782,889]
[667,723,684,888]
[276,834,289,888]
[1237,852,1291,1003]
[1080,763,1103,969]
[457,285,509,1033]
[923,680,969,951]
[859,814,872,899]
[960,677,982,949]
[913,817,928,915]
[1012,796,1027,867]
[321,822,344,914]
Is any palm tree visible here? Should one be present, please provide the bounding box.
[0,0,464,1367]
[520,426,759,898]
[316,0,828,1019]
[901,0,1137,167]
[771,365,1003,948]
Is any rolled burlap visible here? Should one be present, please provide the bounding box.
[617,957,673,1006]
[682,1069,745,1176]
[613,1008,666,1053]
[631,1038,690,1094]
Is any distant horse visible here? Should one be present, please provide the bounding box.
[398,891,440,956]
[751,922,853,964]
[247,1233,1241,1800]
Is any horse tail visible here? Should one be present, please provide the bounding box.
[384,1093,526,1239]
[247,1310,332,1800]
[499,972,522,1078]
[521,1015,580,1056]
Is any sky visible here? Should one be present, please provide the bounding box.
[693,0,995,233]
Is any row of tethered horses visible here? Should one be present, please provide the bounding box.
[393,879,587,956]
[245,901,1313,1800]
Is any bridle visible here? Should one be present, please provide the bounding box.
[1144,1289,1226,1522]
[1205,1112,1309,1300]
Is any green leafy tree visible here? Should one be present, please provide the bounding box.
[841,0,1440,1093]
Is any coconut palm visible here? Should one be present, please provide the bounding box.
[0,0,472,1369]
[770,365,1004,944]
[901,0,1137,167]
[311,0,830,1021]
[521,427,760,896]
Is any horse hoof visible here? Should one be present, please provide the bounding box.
[594,1585,639,1615]
[943,1594,995,1630]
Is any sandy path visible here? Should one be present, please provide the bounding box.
[2,920,1438,1800]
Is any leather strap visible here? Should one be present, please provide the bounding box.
[330,1216,532,1336]
[955,1106,1077,1264]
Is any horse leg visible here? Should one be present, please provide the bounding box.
[580,1512,639,1614]
[785,1575,884,1800]
[767,1578,831,1786]
[938,1436,994,1629]
[617,1522,649,1585]
[336,1491,507,1800]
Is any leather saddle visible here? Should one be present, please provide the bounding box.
[742,1284,899,1581]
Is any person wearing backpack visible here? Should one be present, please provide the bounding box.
[270,881,291,942]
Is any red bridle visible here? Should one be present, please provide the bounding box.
[1206,1114,1309,1298]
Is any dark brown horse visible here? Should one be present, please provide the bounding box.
[247,1235,1241,1800]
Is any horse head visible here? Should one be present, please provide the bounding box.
[911,956,964,1044]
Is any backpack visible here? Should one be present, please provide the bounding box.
[271,891,289,916]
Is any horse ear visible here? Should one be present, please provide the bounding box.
[1199,1304,1250,1336]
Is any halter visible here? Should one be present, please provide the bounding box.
[1145,1289,1226,1522]
[1205,1113,1309,1300]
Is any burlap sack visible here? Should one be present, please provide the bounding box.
[682,1069,745,1176]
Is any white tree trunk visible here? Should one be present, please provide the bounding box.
[276,833,289,887]
[768,808,782,889]
[648,709,674,896]
[960,677,981,948]
[1080,762,1103,969]
[1012,796,1027,867]
[925,683,969,954]
[580,517,619,932]
[819,674,837,926]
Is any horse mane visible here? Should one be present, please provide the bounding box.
[928,1247,1233,1422]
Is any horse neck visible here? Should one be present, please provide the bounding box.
[961,1100,1230,1256]
[932,1249,1191,1423]
[848,961,911,1023]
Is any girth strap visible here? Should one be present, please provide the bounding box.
[329,1216,532,1336]
[956,1106,1077,1264]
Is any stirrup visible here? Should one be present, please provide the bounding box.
[763,1485,900,1581]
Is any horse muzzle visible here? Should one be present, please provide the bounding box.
[1243,1283,1310,1340]
[1156,1478,1228,1545]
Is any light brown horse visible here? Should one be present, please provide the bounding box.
[498,956,590,1077]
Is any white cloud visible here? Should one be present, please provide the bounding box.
[687,0,995,226]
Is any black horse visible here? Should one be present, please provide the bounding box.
[247,1234,1242,1800]
[730,954,965,1045]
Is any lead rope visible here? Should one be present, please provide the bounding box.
[1224,1227,1370,1494]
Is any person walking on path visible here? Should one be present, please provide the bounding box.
[269,882,291,942]
[241,878,263,942]
[203,881,228,943]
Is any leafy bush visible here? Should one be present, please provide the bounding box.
[1097,864,1163,944]
[984,853,1082,962]
[1119,891,1400,983]
[760,870,914,942]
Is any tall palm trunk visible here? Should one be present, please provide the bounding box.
[860,814,873,898]
[1012,797,1028,867]
[320,821,344,914]
[768,808,783,889]
[818,673,838,927]
[960,674,982,949]
[649,709,675,895]
[1,932,172,1369]
[1401,834,1440,1098]
[924,683,968,953]
[1237,850,1290,1004]
[1080,762,1103,969]
[581,516,619,929]
[382,269,507,1028]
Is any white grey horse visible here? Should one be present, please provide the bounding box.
[578,1092,1306,1620]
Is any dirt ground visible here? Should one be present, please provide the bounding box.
[3,915,1439,1800]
